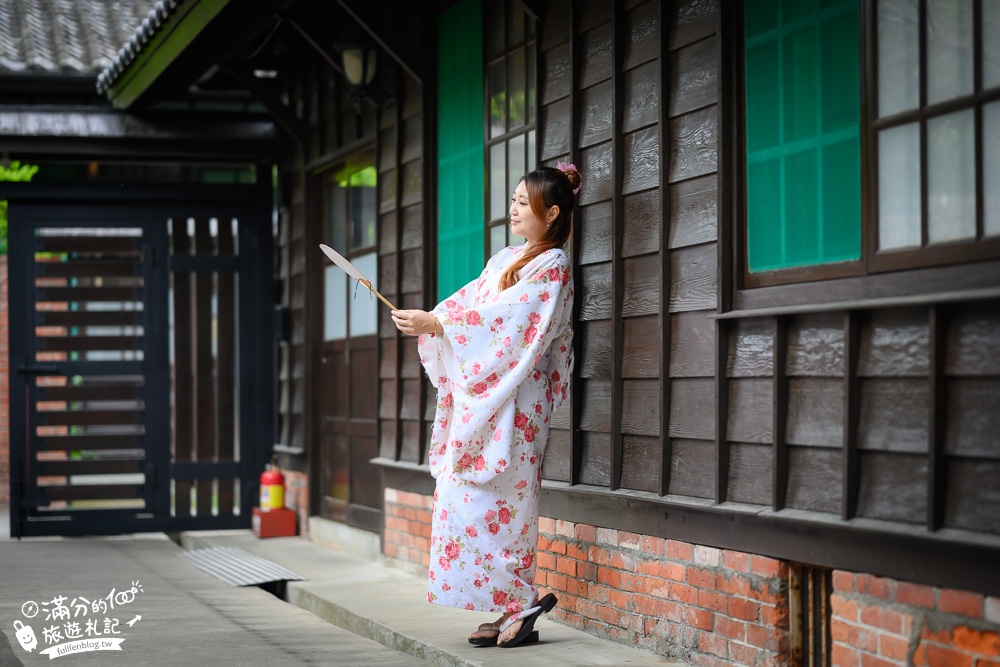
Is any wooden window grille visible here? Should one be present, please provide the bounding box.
[484,0,539,258]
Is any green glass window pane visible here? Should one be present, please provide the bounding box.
[745,0,778,38]
[746,42,781,153]
[821,12,859,133]
[438,0,485,300]
[784,27,819,144]
[822,138,862,262]
[783,0,816,23]
[745,0,861,273]
[747,158,783,272]
[785,149,820,266]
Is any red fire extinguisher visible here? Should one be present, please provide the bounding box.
[260,456,285,512]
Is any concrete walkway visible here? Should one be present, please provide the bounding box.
[0,514,425,666]
[0,509,682,666]
[181,526,682,667]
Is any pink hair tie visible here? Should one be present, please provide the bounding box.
[555,160,582,195]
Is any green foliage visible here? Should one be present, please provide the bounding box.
[0,160,40,254]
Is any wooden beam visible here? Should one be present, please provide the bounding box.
[610,0,626,491]
[517,0,545,23]
[658,0,673,497]
[928,305,948,530]
[539,482,1000,598]
[568,0,583,487]
[286,19,346,78]
[715,319,730,503]
[842,310,862,520]
[226,67,306,146]
[772,316,789,510]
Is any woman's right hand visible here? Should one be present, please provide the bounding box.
[391,309,440,336]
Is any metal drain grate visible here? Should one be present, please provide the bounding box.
[180,546,305,587]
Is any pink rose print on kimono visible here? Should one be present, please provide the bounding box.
[417,245,574,613]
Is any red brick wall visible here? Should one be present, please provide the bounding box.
[382,487,1000,667]
[535,517,789,667]
[384,488,432,570]
[832,570,1000,667]
[383,487,788,666]
[1,255,8,508]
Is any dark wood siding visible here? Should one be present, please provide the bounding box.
[527,0,1000,586]
[378,74,428,466]
[538,0,720,497]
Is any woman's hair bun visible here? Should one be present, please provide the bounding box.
[555,161,582,194]
[563,168,582,192]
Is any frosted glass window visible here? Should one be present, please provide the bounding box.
[508,135,525,197]
[324,265,347,341]
[328,186,346,246]
[985,2,1000,91]
[927,0,973,105]
[928,109,976,244]
[509,48,526,130]
[490,224,507,256]
[878,123,922,250]
[490,143,507,221]
[483,1,536,266]
[348,253,378,337]
[878,0,919,117]
[527,47,537,124]
[490,61,506,138]
[985,102,1000,237]
[348,167,377,249]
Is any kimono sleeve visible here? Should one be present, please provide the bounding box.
[546,328,573,412]
[428,249,573,407]
[416,249,508,390]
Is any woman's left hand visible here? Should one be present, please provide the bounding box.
[391,309,439,336]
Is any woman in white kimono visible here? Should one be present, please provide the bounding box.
[391,164,580,648]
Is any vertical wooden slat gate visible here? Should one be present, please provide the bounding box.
[6,185,274,537]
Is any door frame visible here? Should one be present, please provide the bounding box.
[309,152,385,533]
[3,183,275,537]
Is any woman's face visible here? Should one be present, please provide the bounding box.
[509,180,547,245]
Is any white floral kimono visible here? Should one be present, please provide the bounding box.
[417,245,574,613]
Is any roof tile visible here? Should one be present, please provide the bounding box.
[0,0,159,76]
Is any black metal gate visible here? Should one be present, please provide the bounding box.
[6,185,274,537]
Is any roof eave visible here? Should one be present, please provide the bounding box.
[103,0,233,110]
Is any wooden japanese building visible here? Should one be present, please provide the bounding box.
[4,0,1000,664]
